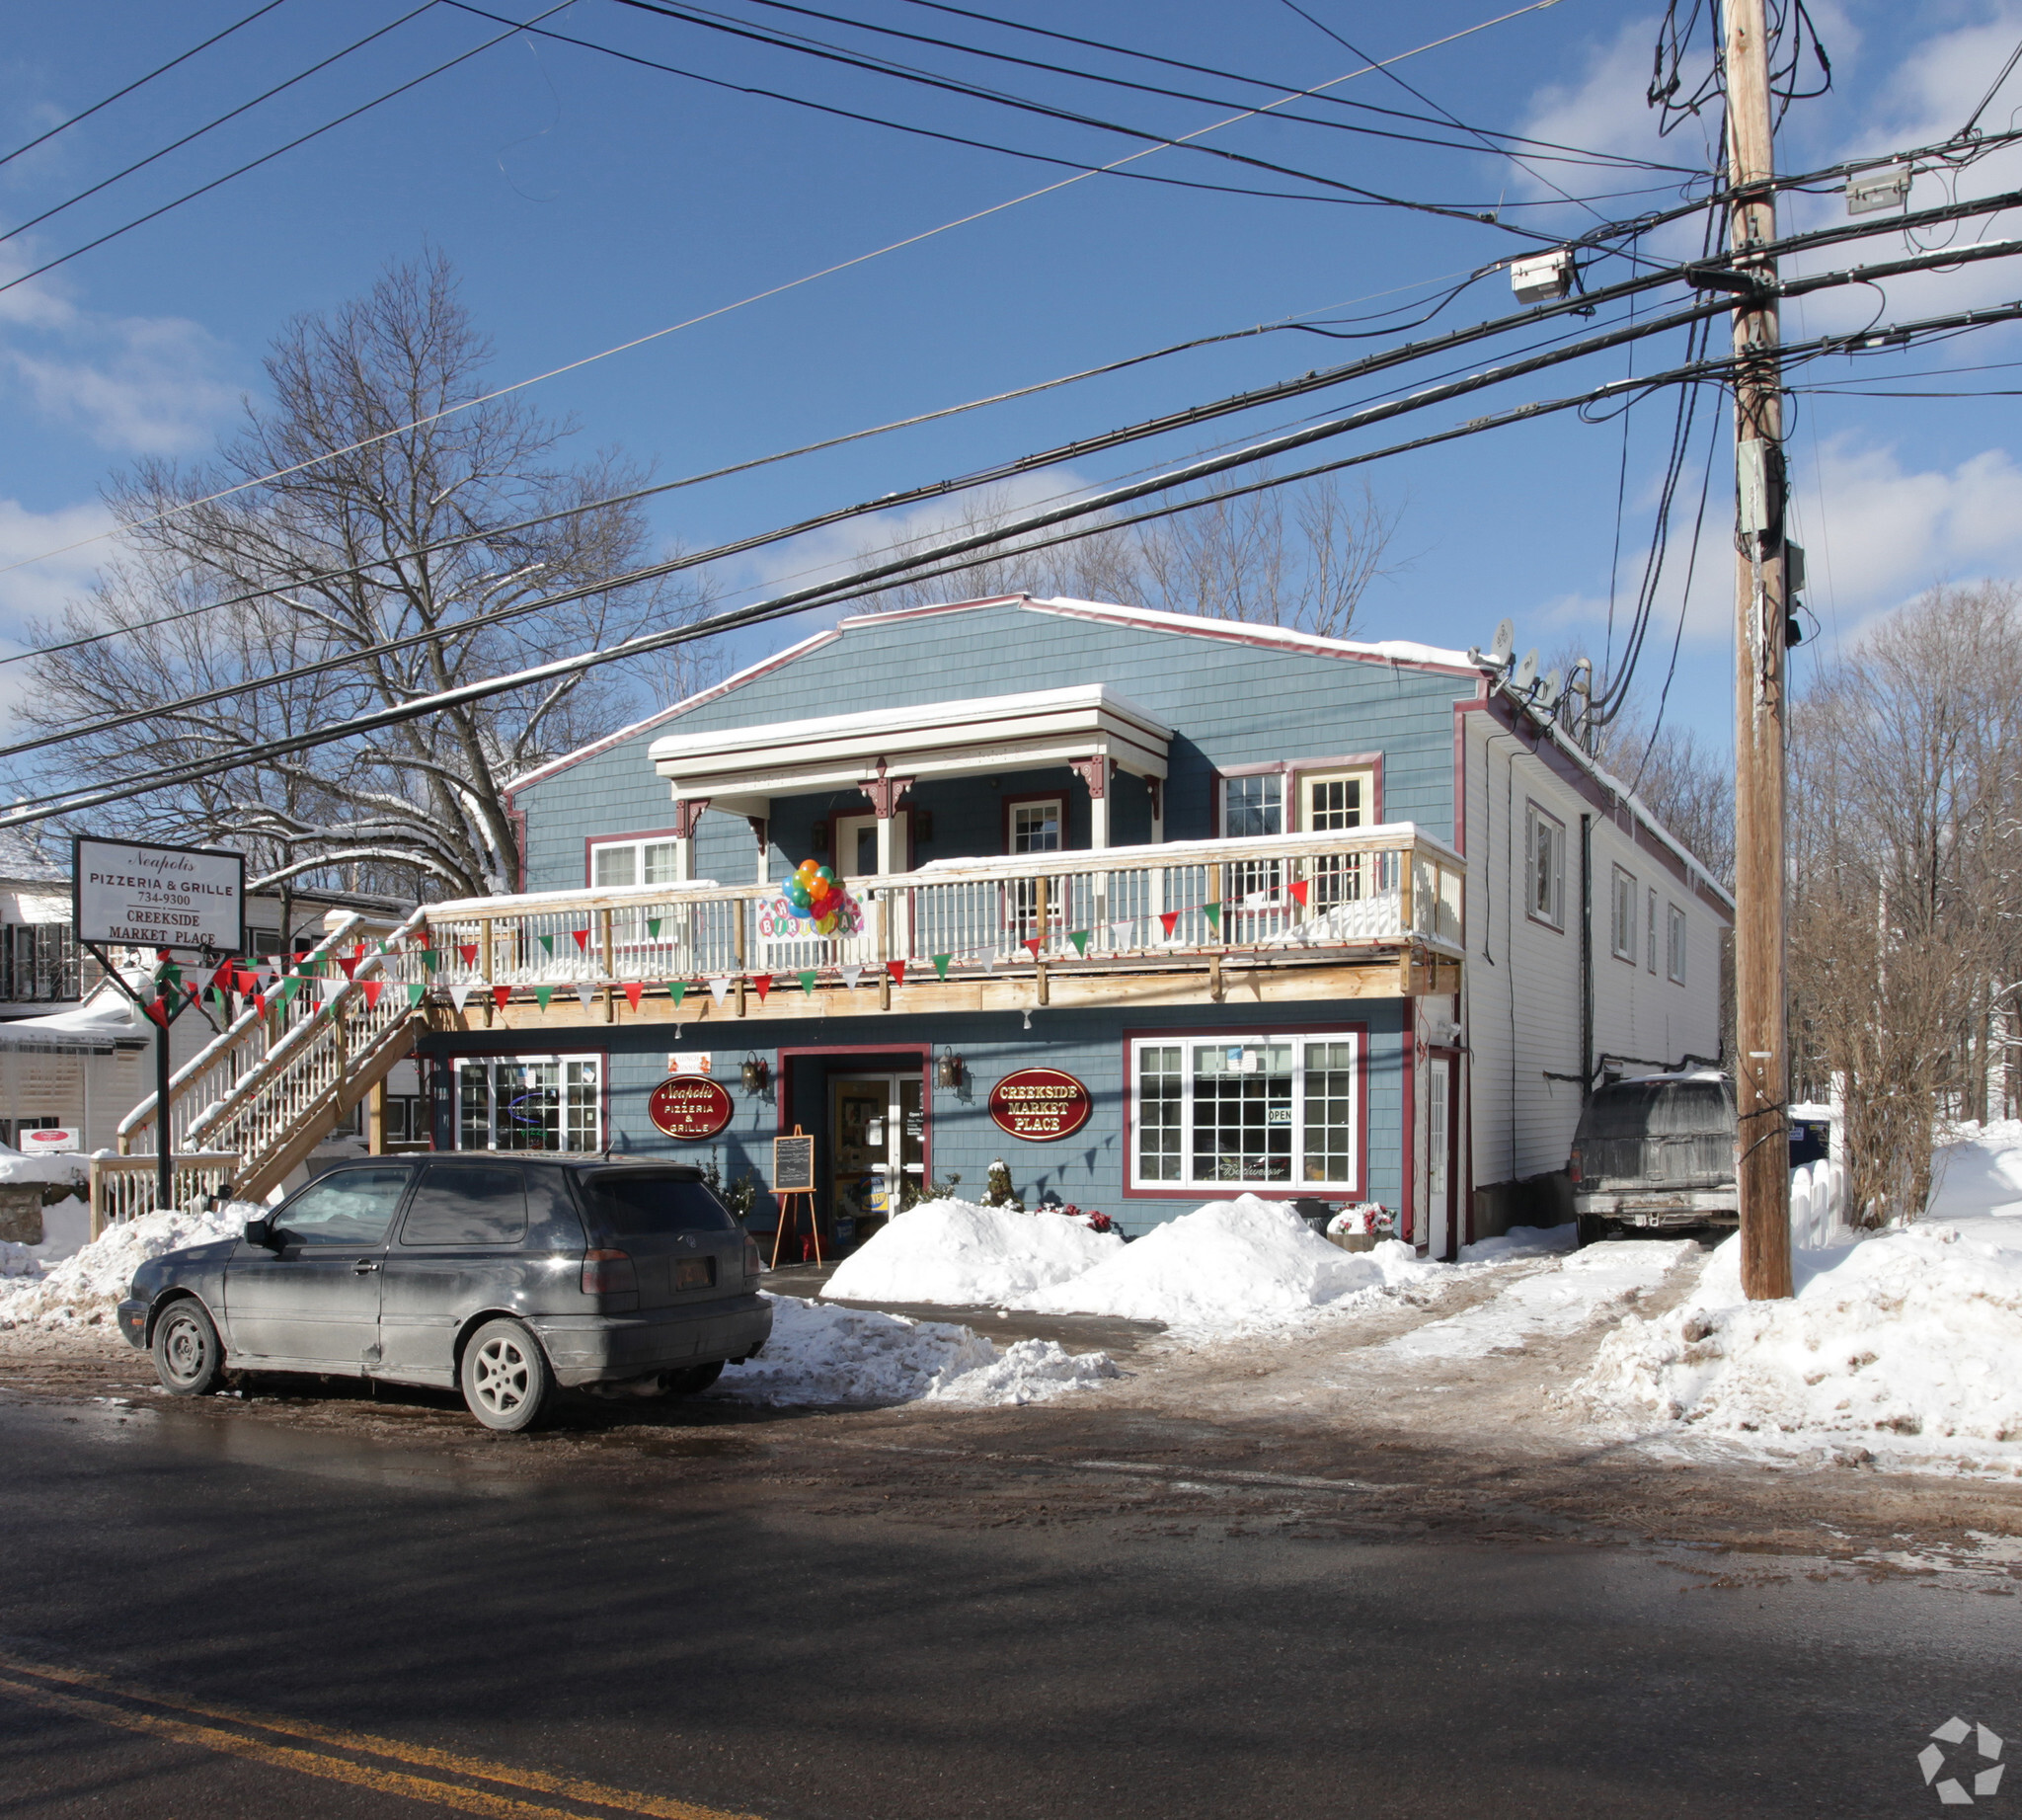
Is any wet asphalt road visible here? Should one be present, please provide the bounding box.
[0,1394,2016,1820]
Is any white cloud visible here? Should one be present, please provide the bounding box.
[0,245,240,453]
[0,495,117,629]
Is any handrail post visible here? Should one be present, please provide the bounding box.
[733,893,748,1016]
[1399,843,1416,935]
[480,917,495,1027]
[1035,874,1050,955]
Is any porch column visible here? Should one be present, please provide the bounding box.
[670,797,708,883]
[1148,777,1164,844]
[1069,755,1113,850]
[864,757,915,875]
[745,817,770,885]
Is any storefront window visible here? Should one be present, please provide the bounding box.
[453,1056,601,1151]
[1128,1032,1361,1192]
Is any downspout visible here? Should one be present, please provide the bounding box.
[1580,814,1594,1100]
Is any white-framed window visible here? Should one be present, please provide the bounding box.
[1128,1031,1361,1191]
[1524,803,1565,930]
[1647,887,1658,973]
[1221,772,1283,838]
[454,1054,601,1152]
[1298,767,1376,908]
[1667,903,1688,985]
[1610,865,1637,963]
[590,837,683,889]
[1010,798,1062,854]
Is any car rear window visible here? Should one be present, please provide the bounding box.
[580,1172,736,1236]
[401,1163,528,1246]
[1582,1079,1733,1142]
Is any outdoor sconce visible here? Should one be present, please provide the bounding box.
[936,1050,964,1089]
[741,1055,770,1094]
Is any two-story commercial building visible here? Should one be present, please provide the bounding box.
[371,594,1729,1260]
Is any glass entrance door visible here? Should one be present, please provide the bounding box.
[830,1071,924,1238]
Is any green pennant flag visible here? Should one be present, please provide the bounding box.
[797,969,817,994]
[667,981,687,1007]
[932,953,952,981]
[420,948,439,974]
[1203,901,1222,933]
[1068,930,1089,957]
[157,963,182,988]
[538,933,554,957]
[534,985,554,1011]
[647,917,662,940]
[276,978,297,1004]
[406,983,426,1006]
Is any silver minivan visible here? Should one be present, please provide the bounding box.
[117,1158,772,1431]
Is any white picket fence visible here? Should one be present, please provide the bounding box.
[1790,1157,1850,1249]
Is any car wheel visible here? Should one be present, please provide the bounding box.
[663,1360,725,1396]
[152,1300,225,1396]
[460,1318,553,1433]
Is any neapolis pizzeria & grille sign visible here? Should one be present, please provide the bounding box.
[987,1067,1093,1142]
[649,1074,735,1141]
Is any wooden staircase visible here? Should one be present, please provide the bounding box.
[95,907,434,1227]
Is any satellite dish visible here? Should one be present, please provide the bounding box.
[1537,668,1562,710]
[1511,648,1538,691]
[1490,618,1515,666]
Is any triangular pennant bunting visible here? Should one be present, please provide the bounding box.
[751,974,773,1002]
[451,983,473,1012]
[1068,930,1089,957]
[623,982,644,1010]
[1023,937,1044,958]
[458,944,478,968]
[491,986,512,1010]
[576,985,596,1012]
[363,980,384,1009]
[420,948,440,974]
[932,953,952,981]
[538,933,554,957]
[708,977,732,1006]
[886,960,906,986]
[336,956,358,981]
[668,981,688,1007]
[647,917,662,940]
[406,983,427,1006]
[839,965,863,990]
[253,992,269,1017]
[533,985,554,1011]
[572,928,591,951]
[797,970,817,994]
[1203,901,1222,932]
[1287,878,1310,907]
[1159,910,1181,937]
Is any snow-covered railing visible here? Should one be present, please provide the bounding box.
[423,825,1464,988]
[89,1150,241,1236]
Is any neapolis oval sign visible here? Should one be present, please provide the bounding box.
[987,1067,1093,1143]
[649,1074,734,1141]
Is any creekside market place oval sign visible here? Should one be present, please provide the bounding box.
[987,1067,1094,1143]
[649,1074,735,1141]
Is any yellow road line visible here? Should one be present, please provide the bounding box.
[0,1658,760,1820]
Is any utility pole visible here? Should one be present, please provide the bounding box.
[1727,0,1794,1300]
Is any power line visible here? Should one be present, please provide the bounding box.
[0,0,293,170]
[0,0,1568,581]
[1,1,442,249]
[0,2,577,301]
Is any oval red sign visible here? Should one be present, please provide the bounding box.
[649,1074,734,1141]
[987,1067,1093,1143]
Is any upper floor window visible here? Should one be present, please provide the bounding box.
[1222,773,1283,838]
[1,923,77,1002]
[1525,804,1565,930]
[1647,888,1659,973]
[1667,903,1688,984]
[590,837,681,889]
[1610,866,1637,963]
[1010,799,1061,854]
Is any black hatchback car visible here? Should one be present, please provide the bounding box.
[117,1157,772,1431]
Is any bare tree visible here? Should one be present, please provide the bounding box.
[17,255,719,900]
[1591,711,1735,889]
[852,469,1402,639]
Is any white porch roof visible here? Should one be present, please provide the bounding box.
[647,683,1172,814]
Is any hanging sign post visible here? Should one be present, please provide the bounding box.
[72,836,247,1214]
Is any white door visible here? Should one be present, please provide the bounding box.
[832,811,909,878]
[1427,1058,1452,1255]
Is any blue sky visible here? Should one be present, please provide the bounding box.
[4,0,2022,770]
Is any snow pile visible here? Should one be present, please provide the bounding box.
[715,1294,1118,1407]
[1458,1223,1579,1264]
[0,1202,249,1330]
[1381,1238,1695,1362]
[1023,1194,1439,1332]
[0,1195,91,1278]
[0,1150,92,1188]
[822,1198,1123,1306]
[1930,1119,2022,1224]
[1579,1225,2022,1471]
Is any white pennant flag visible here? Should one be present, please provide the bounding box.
[838,965,863,990]
[319,979,343,1004]
[708,976,732,1006]
[576,984,596,1012]
[980,949,996,974]
[451,983,474,1012]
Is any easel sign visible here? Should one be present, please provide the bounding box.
[770,1127,820,1267]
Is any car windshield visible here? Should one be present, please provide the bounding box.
[278,1166,411,1244]
[581,1172,736,1236]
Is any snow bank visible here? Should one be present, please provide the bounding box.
[1382,1238,1696,1362]
[0,1194,90,1279]
[1023,1195,1438,1332]
[0,1150,92,1187]
[1579,1225,2022,1473]
[713,1294,1118,1407]
[1930,1120,2022,1226]
[1458,1223,1579,1264]
[0,1202,250,1330]
[822,1198,1123,1306]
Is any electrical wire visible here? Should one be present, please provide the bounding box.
[0,1,442,249]
[0,0,293,170]
[0,2,578,301]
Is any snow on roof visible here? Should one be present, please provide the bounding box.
[0,983,145,1052]
[1020,596,1480,673]
[0,828,65,884]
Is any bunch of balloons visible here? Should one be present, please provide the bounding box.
[785,858,846,933]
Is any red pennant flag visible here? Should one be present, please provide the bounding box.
[1023,937,1044,957]
[1287,879,1310,907]
[253,993,268,1017]
[886,960,906,986]
[622,982,643,1010]
[145,999,171,1027]
[752,973,776,1001]
[571,928,591,951]
[185,981,202,1001]
[1159,910,1181,936]
[458,944,479,967]
[491,986,512,1010]
[336,956,358,981]
[363,980,384,1008]
[353,940,367,958]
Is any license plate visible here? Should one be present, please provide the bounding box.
[676,1258,715,1291]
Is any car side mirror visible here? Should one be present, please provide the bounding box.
[243,1216,279,1250]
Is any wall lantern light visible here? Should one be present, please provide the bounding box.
[935,1049,964,1090]
[741,1054,770,1094]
